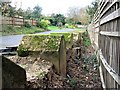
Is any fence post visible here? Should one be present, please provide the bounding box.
[32,19,33,26]
[59,35,66,77]
[23,18,24,26]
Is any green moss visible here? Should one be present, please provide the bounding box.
[18,34,62,52]
[50,32,73,48]
[51,32,72,41]
[30,35,61,50]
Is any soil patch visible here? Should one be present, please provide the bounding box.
[6,44,102,89]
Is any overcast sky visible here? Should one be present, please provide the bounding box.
[10,0,93,15]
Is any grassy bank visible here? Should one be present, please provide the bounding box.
[1,25,86,36]
[1,25,47,36]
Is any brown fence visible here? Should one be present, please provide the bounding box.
[88,0,120,88]
[2,17,37,26]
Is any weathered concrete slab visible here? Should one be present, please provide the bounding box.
[51,31,83,48]
[1,55,26,88]
[17,34,66,77]
[7,56,53,81]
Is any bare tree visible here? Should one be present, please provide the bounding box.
[67,7,80,24]
[79,8,89,25]
[67,7,89,25]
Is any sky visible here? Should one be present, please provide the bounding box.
[10,0,94,15]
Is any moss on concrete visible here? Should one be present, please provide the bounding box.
[17,34,62,57]
[29,34,61,51]
[50,32,73,49]
[17,34,66,76]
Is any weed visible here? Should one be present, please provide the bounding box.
[82,31,91,47]
[67,75,78,88]
[17,45,29,57]
[83,54,97,65]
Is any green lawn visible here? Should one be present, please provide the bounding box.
[47,26,61,30]
[1,25,47,36]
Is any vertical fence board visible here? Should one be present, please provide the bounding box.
[88,0,120,88]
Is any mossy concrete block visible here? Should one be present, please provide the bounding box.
[18,34,66,77]
[1,55,26,88]
[21,34,61,51]
[50,32,73,49]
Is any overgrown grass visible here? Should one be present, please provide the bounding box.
[47,26,60,30]
[1,25,46,36]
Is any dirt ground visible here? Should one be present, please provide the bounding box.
[6,44,102,89]
[25,45,102,89]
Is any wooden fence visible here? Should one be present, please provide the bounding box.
[88,0,120,88]
[2,17,37,26]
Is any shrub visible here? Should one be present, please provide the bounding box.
[36,20,41,27]
[65,24,76,29]
[69,25,76,29]
[36,19,50,29]
[24,21,31,28]
[17,45,29,57]
[65,24,69,28]
[57,22,63,28]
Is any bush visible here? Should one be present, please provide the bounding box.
[65,24,69,28]
[17,45,29,57]
[65,24,76,29]
[36,19,50,29]
[24,21,31,28]
[36,21,40,27]
[69,25,76,29]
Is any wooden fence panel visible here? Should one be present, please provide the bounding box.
[2,17,37,26]
[88,0,120,88]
